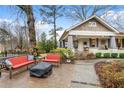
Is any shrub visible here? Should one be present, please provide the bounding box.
[75,51,83,60]
[96,52,102,58]
[65,49,75,61]
[95,61,124,88]
[119,53,124,58]
[111,53,118,58]
[103,53,111,58]
[51,48,75,62]
[113,72,124,87]
[51,48,68,60]
[0,51,5,56]
[87,52,96,59]
[118,61,124,68]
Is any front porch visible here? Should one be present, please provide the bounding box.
[60,31,124,53]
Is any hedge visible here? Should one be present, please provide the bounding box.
[119,53,124,58]
[103,53,111,58]
[111,53,118,58]
[96,52,102,58]
[96,52,124,58]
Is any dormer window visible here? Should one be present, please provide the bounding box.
[88,22,96,27]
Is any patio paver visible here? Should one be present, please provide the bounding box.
[0,59,106,88]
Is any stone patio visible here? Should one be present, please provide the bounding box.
[0,59,106,88]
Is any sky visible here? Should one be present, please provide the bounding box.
[0,5,75,28]
[1,5,124,40]
[0,5,76,40]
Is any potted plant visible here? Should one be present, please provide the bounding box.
[64,49,75,63]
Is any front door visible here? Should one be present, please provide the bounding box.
[83,41,88,47]
[83,41,89,51]
[100,39,108,49]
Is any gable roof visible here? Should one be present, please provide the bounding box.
[67,15,119,33]
[59,15,119,41]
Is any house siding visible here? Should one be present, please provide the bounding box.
[71,18,113,32]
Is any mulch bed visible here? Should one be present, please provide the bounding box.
[95,62,107,88]
[95,61,106,74]
[95,61,124,88]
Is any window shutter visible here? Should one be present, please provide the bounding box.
[89,38,91,47]
[96,38,98,47]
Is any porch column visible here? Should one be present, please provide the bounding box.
[110,36,117,49]
[67,35,74,49]
[78,39,83,51]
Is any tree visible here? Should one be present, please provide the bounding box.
[14,22,29,50]
[0,21,16,51]
[17,5,36,47]
[37,32,55,53]
[40,5,64,49]
[0,28,10,53]
[101,10,124,31]
[49,27,62,46]
[45,39,55,53]
[115,17,124,31]
[65,5,115,21]
[37,32,47,52]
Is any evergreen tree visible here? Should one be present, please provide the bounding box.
[40,5,64,49]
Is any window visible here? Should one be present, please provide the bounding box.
[108,39,110,48]
[84,42,87,45]
[74,40,78,49]
[117,38,121,49]
[88,22,96,27]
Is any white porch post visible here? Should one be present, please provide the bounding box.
[110,36,117,49]
[67,35,74,49]
[78,39,83,52]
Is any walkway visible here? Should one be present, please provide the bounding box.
[71,59,104,88]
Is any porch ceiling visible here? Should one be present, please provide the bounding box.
[74,36,110,39]
[69,31,116,36]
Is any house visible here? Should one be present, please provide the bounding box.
[0,37,18,52]
[59,15,124,53]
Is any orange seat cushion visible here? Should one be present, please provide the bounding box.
[8,56,35,69]
[12,60,34,69]
[9,56,27,66]
[42,54,60,63]
[42,59,59,63]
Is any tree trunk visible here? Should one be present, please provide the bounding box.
[27,11,36,47]
[17,5,36,48]
[53,7,57,49]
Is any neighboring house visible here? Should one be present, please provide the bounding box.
[59,15,124,53]
[0,37,18,52]
[57,30,64,47]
